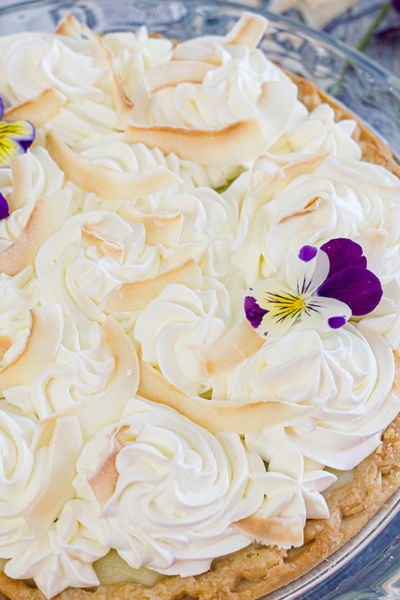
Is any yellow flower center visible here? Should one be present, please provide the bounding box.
[292,296,306,311]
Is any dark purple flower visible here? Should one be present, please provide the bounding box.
[245,237,383,341]
[0,193,9,220]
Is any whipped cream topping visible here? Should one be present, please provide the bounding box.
[131,39,296,130]
[0,147,64,250]
[0,266,39,349]
[270,104,362,159]
[0,409,47,559]
[72,137,240,218]
[103,27,173,99]
[0,11,399,598]
[0,34,105,105]
[5,500,107,598]
[233,154,400,285]
[239,324,400,470]
[135,279,230,395]
[74,397,264,576]
[4,318,114,420]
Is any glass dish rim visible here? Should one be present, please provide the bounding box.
[2,0,400,92]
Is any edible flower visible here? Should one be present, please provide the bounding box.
[0,97,35,168]
[245,238,383,341]
[0,194,9,220]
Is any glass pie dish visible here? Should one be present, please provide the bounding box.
[0,1,400,599]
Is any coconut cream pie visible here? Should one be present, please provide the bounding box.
[0,10,398,600]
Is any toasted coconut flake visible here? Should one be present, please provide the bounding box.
[46,129,182,200]
[81,215,126,263]
[33,316,139,450]
[125,81,297,166]
[9,153,32,212]
[0,190,70,276]
[138,358,310,434]
[171,45,221,65]
[120,205,183,247]
[195,320,264,377]
[0,337,12,363]
[358,228,387,277]
[250,151,330,215]
[81,24,134,129]
[4,88,66,129]
[55,12,82,37]
[88,425,129,504]
[224,12,268,50]
[101,258,202,314]
[24,416,83,548]
[0,305,63,395]
[57,13,132,127]
[143,61,216,96]
[234,514,304,549]
[251,150,330,192]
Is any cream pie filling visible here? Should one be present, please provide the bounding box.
[0,11,398,599]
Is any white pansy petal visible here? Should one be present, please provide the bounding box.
[286,247,330,296]
[246,280,302,340]
[302,295,351,333]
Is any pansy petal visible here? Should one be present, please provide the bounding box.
[0,120,35,144]
[247,279,303,340]
[244,296,268,329]
[320,238,367,278]
[0,98,3,122]
[317,267,383,316]
[0,194,9,220]
[286,247,329,296]
[0,137,25,168]
[302,296,351,332]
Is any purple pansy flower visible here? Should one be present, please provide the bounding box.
[0,97,35,168]
[245,238,383,341]
[0,194,9,220]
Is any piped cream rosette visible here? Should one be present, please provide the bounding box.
[73,397,266,577]
[0,148,65,250]
[232,152,400,286]
[35,184,238,339]
[217,323,400,472]
[0,409,47,560]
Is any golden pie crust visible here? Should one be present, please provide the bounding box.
[0,75,399,600]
